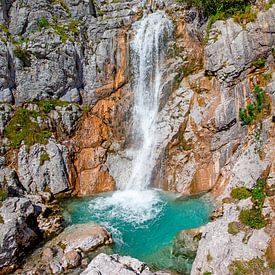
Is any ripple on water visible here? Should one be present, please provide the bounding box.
[62,190,213,273]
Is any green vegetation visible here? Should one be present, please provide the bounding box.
[40,152,50,165]
[203,272,212,275]
[231,187,251,200]
[176,0,256,39]
[3,108,52,148]
[83,105,91,114]
[0,214,4,224]
[37,17,50,29]
[0,23,9,33]
[233,5,257,25]
[51,20,81,43]
[97,10,105,17]
[14,46,31,67]
[238,178,267,229]
[251,178,265,208]
[252,58,266,68]
[34,99,69,113]
[263,72,272,82]
[229,257,267,275]
[239,208,265,229]
[0,189,8,202]
[228,221,240,235]
[265,0,275,10]
[239,86,267,125]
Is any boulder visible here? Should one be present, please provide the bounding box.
[56,223,113,253]
[81,253,168,275]
[0,197,42,269]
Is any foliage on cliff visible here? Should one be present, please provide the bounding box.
[3,108,51,148]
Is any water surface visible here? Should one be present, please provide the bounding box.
[62,190,213,273]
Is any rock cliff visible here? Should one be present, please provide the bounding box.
[0,0,274,274]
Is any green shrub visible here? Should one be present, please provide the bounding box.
[37,17,50,29]
[231,187,251,200]
[228,221,240,235]
[239,86,266,125]
[3,108,52,148]
[239,209,266,229]
[252,58,266,68]
[14,46,31,67]
[251,178,265,208]
[0,189,8,202]
[0,214,4,224]
[40,152,50,165]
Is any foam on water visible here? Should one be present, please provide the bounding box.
[88,190,165,227]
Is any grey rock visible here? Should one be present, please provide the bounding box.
[0,103,13,135]
[18,140,70,194]
[54,223,112,253]
[191,203,271,275]
[0,88,14,103]
[205,7,275,83]
[215,98,236,131]
[60,88,81,103]
[0,165,25,196]
[0,197,42,269]
[58,104,82,134]
[81,253,163,275]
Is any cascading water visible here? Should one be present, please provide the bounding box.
[87,11,175,225]
[120,11,173,191]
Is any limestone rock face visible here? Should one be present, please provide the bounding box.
[81,253,168,275]
[18,141,71,194]
[205,6,275,83]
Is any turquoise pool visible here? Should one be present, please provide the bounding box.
[62,190,213,273]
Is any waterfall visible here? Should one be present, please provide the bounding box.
[118,10,173,191]
[89,11,174,226]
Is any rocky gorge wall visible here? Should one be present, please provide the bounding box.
[0,0,274,274]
